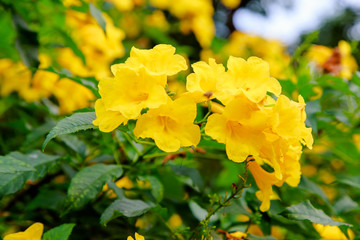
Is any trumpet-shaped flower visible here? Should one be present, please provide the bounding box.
[269,95,313,148]
[93,99,128,132]
[117,44,188,76]
[205,92,269,162]
[247,160,280,212]
[4,222,43,240]
[186,58,233,103]
[99,66,170,119]
[134,96,200,152]
[225,56,281,103]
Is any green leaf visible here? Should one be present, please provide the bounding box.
[170,165,204,192]
[100,198,155,225]
[281,200,352,227]
[40,67,99,98]
[27,190,66,211]
[0,155,35,174]
[43,112,96,151]
[8,150,59,179]
[89,3,106,33]
[106,180,126,199]
[0,151,59,196]
[139,176,164,203]
[65,164,123,210]
[43,223,76,240]
[247,234,276,240]
[188,200,219,222]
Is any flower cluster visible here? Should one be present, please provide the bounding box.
[93,44,201,152]
[58,10,125,79]
[93,44,313,211]
[150,0,215,48]
[306,40,358,79]
[0,55,94,114]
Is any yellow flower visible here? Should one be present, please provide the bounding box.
[119,44,188,76]
[338,40,358,79]
[221,0,242,9]
[145,10,169,31]
[225,56,281,104]
[247,160,280,212]
[229,231,247,239]
[127,232,145,240]
[21,54,59,102]
[168,214,183,228]
[57,47,90,77]
[106,0,134,11]
[0,59,32,97]
[186,58,231,102]
[99,66,170,119]
[306,41,357,79]
[268,95,313,148]
[65,10,126,79]
[4,222,43,240]
[205,92,269,162]
[53,78,95,114]
[314,223,354,240]
[134,96,200,152]
[93,98,128,132]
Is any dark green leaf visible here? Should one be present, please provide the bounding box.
[43,112,96,151]
[27,190,66,211]
[281,200,351,227]
[0,155,35,174]
[170,165,204,192]
[65,164,123,210]
[100,198,155,225]
[43,223,76,240]
[106,180,125,199]
[0,151,59,196]
[139,176,164,203]
[8,150,59,179]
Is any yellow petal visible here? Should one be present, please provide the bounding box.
[93,99,128,132]
[135,232,145,240]
[4,222,43,240]
[205,113,228,143]
[125,44,188,76]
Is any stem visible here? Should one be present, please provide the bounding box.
[152,210,182,240]
[195,100,212,124]
[189,161,249,240]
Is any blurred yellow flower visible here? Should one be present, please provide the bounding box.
[0,59,31,98]
[134,96,200,152]
[306,41,358,79]
[127,232,145,240]
[4,222,43,240]
[314,223,354,240]
[145,10,169,31]
[229,231,247,238]
[65,10,126,79]
[53,78,95,114]
[168,214,183,228]
[221,0,242,9]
